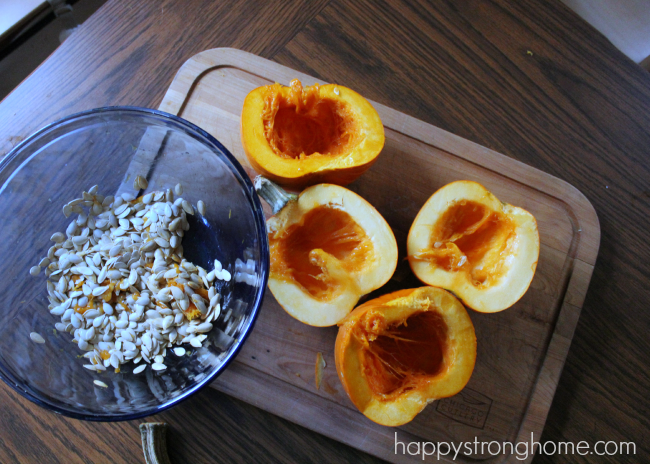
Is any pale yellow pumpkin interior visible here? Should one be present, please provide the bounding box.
[269,205,374,300]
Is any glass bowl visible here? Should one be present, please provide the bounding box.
[0,107,269,420]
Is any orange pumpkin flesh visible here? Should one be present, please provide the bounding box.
[266,184,398,327]
[270,206,373,300]
[335,287,476,426]
[266,90,359,159]
[408,181,539,313]
[419,199,516,287]
[361,310,447,399]
[242,79,385,188]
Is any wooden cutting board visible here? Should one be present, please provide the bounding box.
[158,48,599,464]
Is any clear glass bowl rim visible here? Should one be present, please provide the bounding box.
[0,106,270,421]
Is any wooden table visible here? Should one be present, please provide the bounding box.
[0,0,648,462]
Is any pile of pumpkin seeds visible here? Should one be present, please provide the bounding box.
[30,180,230,375]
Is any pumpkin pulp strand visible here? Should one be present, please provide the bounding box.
[262,80,361,159]
[356,309,449,400]
[270,205,373,300]
[413,200,516,287]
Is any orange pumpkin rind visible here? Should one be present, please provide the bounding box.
[241,79,385,188]
[335,287,476,427]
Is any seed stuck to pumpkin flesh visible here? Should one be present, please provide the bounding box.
[407,181,540,313]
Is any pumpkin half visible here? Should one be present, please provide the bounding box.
[241,79,385,188]
[335,287,476,427]
[407,181,539,313]
[265,182,397,327]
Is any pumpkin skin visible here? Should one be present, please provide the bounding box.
[407,181,539,313]
[335,287,476,427]
[241,79,385,188]
[267,184,397,327]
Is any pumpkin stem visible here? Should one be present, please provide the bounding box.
[139,422,171,464]
[254,176,298,214]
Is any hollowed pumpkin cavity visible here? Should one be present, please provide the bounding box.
[265,183,398,327]
[361,311,448,399]
[335,287,476,426]
[264,86,360,159]
[408,181,539,313]
[421,199,516,287]
[242,79,385,188]
[270,205,373,300]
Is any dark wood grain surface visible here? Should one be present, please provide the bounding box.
[0,0,648,463]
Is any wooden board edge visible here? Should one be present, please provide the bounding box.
[159,47,601,266]
[512,260,595,462]
[210,362,444,464]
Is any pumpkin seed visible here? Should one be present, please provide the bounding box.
[134,175,148,190]
[37,185,225,373]
[173,347,186,356]
[50,232,65,243]
[181,200,193,215]
[133,364,146,374]
[30,332,45,344]
[152,362,167,371]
